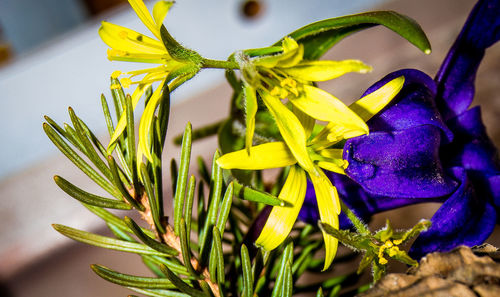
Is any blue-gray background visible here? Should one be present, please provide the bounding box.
[0,0,387,180]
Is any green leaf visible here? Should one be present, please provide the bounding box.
[125,94,140,191]
[183,175,196,237]
[375,219,394,242]
[124,217,178,256]
[152,119,165,218]
[43,123,118,197]
[91,264,175,289]
[102,94,133,183]
[68,107,114,182]
[110,77,126,119]
[216,182,233,236]
[161,265,208,297]
[233,180,284,206]
[357,252,375,274]
[83,204,155,238]
[398,219,431,244]
[243,46,283,57]
[129,288,189,297]
[292,241,321,276]
[143,256,168,278]
[179,218,199,277]
[174,123,192,235]
[173,120,224,146]
[140,163,166,234]
[199,151,223,262]
[159,25,202,64]
[77,117,109,158]
[54,176,131,210]
[241,244,253,297]
[196,157,211,186]
[107,156,144,210]
[157,74,171,148]
[53,224,170,256]
[271,242,294,297]
[147,256,190,276]
[211,227,225,284]
[283,260,293,297]
[316,287,324,297]
[107,222,135,242]
[328,285,341,297]
[279,11,431,60]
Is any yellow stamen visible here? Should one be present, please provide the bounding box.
[111,70,122,79]
[388,246,400,257]
[270,87,281,97]
[120,77,132,88]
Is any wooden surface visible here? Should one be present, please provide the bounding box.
[2,0,499,296]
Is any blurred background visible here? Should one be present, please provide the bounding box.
[0,0,498,296]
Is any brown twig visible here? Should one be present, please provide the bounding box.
[136,189,221,296]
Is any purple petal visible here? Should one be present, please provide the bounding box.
[361,69,453,142]
[486,175,500,209]
[435,0,500,119]
[410,166,497,259]
[299,172,444,229]
[344,125,458,198]
[442,107,500,176]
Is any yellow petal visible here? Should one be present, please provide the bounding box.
[260,89,316,173]
[293,105,315,139]
[128,0,160,39]
[310,172,340,270]
[152,1,173,28]
[289,85,368,133]
[256,166,306,250]
[281,37,299,53]
[283,60,372,81]
[136,143,145,182]
[310,121,366,150]
[276,38,303,68]
[244,83,258,154]
[108,83,151,148]
[217,142,297,170]
[99,21,165,54]
[253,38,301,68]
[319,148,343,159]
[106,49,167,64]
[317,161,346,175]
[139,80,166,161]
[349,76,405,122]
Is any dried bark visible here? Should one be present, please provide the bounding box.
[359,244,500,297]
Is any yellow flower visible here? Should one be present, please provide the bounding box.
[217,76,405,270]
[100,0,199,164]
[237,37,374,153]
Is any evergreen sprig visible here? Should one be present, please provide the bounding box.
[43,2,441,295]
[46,80,363,296]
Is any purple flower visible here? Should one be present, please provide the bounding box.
[300,0,500,259]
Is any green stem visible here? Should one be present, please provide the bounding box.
[340,199,370,236]
[173,120,225,145]
[201,58,239,69]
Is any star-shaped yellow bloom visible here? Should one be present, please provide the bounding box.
[236,37,374,154]
[217,76,404,270]
[100,0,199,165]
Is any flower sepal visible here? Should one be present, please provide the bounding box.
[320,217,431,282]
